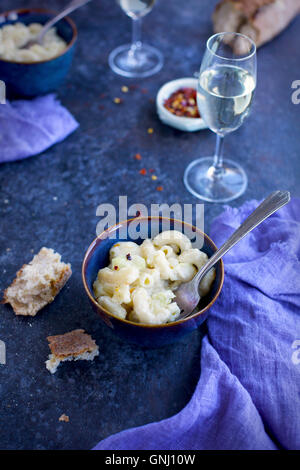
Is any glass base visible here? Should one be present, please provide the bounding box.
[108,43,163,78]
[184,157,247,203]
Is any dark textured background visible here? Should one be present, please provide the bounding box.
[0,0,299,450]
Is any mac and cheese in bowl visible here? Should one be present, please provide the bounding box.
[93,230,215,325]
[0,22,67,63]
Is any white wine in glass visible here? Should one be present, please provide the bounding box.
[118,0,156,18]
[199,65,255,134]
[184,32,257,203]
[109,0,163,77]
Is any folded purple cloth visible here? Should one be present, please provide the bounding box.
[0,94,78,163]
[94,198,300,450]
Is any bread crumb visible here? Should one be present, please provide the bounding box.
[59,414,69,422]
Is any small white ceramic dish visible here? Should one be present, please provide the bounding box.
[156,77,208,132]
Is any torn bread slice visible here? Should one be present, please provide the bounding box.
[213,0,300,53]
[46,329,99,374]
[2,247,72,316]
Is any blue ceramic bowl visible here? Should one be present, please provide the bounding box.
[0,8,77,97]
[82,217,224,348]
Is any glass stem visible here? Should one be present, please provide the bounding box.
[212,134,225,177]
[130,17,142,56]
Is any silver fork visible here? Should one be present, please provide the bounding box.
[20,0,92,49]
[175,190,291,320]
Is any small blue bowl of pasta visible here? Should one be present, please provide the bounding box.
[82,217,224,348]
[0,8,77,97]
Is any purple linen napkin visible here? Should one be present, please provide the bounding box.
[0,94,78,163]
[93,198,300,450]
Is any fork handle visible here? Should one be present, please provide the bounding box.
[195,190,290,282]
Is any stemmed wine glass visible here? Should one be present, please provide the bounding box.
[109,0,163,78]
[184,32,257,203]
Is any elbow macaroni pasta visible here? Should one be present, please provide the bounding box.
[0,23,67,63]
[93,231,216,325]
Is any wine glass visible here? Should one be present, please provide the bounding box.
[184,32,257,203]
[109,0,163,78]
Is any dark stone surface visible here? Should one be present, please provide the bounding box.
[0,0,299,450]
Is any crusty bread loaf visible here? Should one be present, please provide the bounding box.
[46,329,99,374]
[2,247,72,316]
[213,0,300,53]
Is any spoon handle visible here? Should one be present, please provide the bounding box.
[37,0,92,42]
[196,190,290,281]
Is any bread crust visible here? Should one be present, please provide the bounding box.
[214,0,275,19]
[47,329,98,359]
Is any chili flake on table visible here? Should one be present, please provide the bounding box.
[163,87,200,118]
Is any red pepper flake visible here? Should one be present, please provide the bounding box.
[164,87,200,118]
[141,88,148,94]
[149,168,155,173]
[126,253,132,260]
[139,168,147,175]
[156,186,163,191]
[114,265,119,270]
[134,153,142,161]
